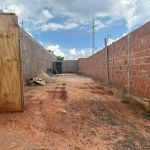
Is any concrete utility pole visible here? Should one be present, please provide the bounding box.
[22,22,24,29]
[92,19,95,55]
[127,33,130,94]
[104,38,109,85]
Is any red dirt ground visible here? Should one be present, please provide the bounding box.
[0,74,150,150]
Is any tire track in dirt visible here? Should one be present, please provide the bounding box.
[1,74,150,150]
[46,83,68,101]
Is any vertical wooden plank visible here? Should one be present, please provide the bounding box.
[0,14,24,111]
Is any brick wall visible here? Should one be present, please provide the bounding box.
[113,35,128,89]
[130,22,150,99]
[79,21,150,100]
[97,49,106,83]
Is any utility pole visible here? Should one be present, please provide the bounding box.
[104,38,108,85]
[92,19,95,55]
[22,21,24,29]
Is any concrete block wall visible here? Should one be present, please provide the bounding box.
[19,27,56,78]
[58,60,79,73]
[79,21,150,100]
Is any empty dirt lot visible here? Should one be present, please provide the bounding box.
[0,74,150,150]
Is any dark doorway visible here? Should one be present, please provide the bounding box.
[53,62,62,74]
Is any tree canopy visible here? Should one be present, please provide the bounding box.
[56,56,64,60]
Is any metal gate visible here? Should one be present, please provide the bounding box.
[53,62,62,74]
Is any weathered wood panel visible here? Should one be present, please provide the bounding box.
[0,14,24,111]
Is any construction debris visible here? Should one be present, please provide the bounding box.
[46,68,53,76]
[38,71,56,83]
[26,77,46,85]
[143,98,149,102]
[54,68,58,75]
[60,109,67,113]
[25,70,56,86]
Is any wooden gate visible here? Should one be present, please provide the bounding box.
[0,13,24,111]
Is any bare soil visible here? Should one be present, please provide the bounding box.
[0,74,150,150]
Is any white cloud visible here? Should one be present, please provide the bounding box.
[2,2,54,30]
[95,20,106,31]
[42,9,53,20]
[122,33,127,37]
[80,50,85,55]
[69,48,76,55]
[26,31,34,38]
[41,21,78,31]
[115,33,127,41]
[107,32,127,45]
[46,45,65,57]
[43,0,147,31]
[38,41,44,46]
[46,46,91,60]
[1,0,150,31]
[79,26,88,31]
[65,48,91,60]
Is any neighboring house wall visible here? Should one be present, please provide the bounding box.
[58,60,79,73]
[79,21,150,104]
[19,27,56,78]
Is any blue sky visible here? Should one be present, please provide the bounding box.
[1,0,150,60]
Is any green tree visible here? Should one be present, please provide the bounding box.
[57,56,64,60]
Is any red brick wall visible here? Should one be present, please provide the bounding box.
[113,35,128,89]
[108,44,113,85]
[130,22,150,99]
[79,58,88,75]
[97,49,106,83]
[79,21,150,100]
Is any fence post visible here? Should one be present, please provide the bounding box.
[104,38,109,85]
[112,42,114,86]
[97,52,98,80]
[127,34,131,94]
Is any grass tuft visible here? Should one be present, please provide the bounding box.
[142,112,150,120]
[121,99,129,104]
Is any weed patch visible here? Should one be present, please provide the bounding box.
[121,99,129,104]
[142,112,150,120]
